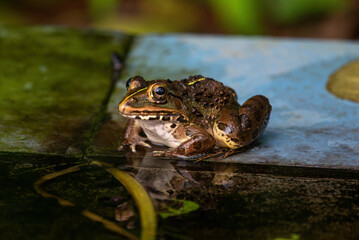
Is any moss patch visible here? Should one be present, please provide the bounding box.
[0,26,131,155]
[327,59,359,103]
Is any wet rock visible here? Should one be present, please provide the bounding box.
[0,26,131,156]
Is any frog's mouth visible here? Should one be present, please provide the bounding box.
[119,101,188,122]
[123,113,175,121]
[121,111,187,123]
[120,107,188,123]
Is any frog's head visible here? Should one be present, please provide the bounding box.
[118,76,188,122]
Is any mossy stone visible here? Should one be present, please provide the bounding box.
[0,26,131,155]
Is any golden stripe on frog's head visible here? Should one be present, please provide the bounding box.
[123,87,148,102]
[188,77,206,85]
[119,87,148,114]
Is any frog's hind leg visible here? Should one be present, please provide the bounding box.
[213,95,271,151]
[237,95,271,144]
[154,124,216,159]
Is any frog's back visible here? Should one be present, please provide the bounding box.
[172,75,239,130]
[181,75,238,108]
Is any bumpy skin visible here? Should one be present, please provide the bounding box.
[118,75,271,160]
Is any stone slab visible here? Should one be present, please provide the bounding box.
[93,34,359,170]
[0,26,130,155]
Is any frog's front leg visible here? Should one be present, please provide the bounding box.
[118,119,151,152]
[154,124,216,158]
[213,95,271,150]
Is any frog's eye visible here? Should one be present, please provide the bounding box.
[149,83,168,103]
[154,86,166,95]
[125,78,132,89]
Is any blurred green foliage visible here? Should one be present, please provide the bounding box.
[89,0,118,20]
[270,0,346,24]
[0,0,350,35]
[207,0,347,34]
[209,0,263,35]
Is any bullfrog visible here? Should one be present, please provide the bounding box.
[118,75,271,160]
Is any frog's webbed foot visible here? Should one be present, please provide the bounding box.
[152,150,187,158]
[152,144,253,161]
[195,144,254,162]
[152,150,167,157]
[214,142,256,160]
[152,150,202,160]
[118,138,151,153]
[194,149,227,162]
[153,149,216,161]
[220,147,247,159]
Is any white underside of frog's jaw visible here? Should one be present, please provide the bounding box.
[121,113,175,122]
[137,119,187,149]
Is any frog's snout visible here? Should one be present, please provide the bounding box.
[118,100,127,115]
[118,97,137,115]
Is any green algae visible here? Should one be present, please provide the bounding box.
[274,234,300,240]
[158,199,199,219]
[0,26,132,155]
[327,59,359,103]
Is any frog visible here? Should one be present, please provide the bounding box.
[118,75,271,160]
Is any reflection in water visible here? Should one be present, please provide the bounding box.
[115,202,135,229]
[124,149,241,210]
[120,149,359,239]
[18,151,359,240]
[33,159,157,240]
